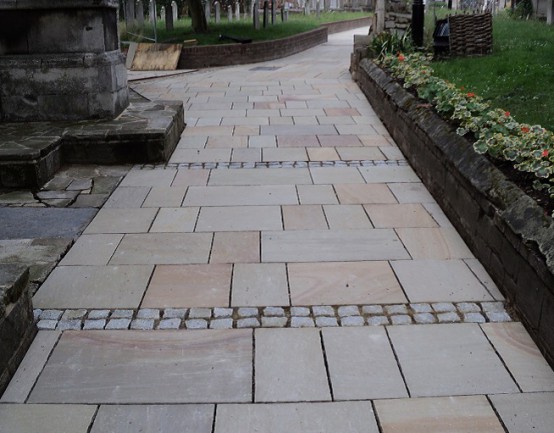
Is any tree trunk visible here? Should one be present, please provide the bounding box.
[190,0,209,32]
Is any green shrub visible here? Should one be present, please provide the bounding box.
[370,31,413,60]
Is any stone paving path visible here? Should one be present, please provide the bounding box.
[2,28,554,433]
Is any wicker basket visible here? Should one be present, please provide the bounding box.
[448,13,493,57]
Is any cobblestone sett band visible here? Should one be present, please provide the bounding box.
[35,301,514,331]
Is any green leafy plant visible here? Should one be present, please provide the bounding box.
[509,0,533,20]
[376,53,554,215]
[370,31,413,60]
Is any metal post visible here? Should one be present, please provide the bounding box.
[412,0,424,47]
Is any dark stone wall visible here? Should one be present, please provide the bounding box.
[356,58,554,366]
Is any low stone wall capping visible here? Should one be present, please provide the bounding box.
[356,58,554,366]
[178,17,371,69]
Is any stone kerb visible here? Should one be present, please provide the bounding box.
[355,58,554,366]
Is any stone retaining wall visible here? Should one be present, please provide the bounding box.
[355,58,554,366]
[178,17,371,69]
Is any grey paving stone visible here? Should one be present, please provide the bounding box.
[261,317,288,328]
[410,303,432,313]
[164,308,187,319]
[130,319,154,330]
[362,305,384,315]
[105,318,131,330]
[315,317,339,327]
[481,302,506,313]
[337,305,360,317]
[40,310,63,320]
[414,313,436,324]
[0,404,96,433]
[263,306,285,317]
[438,312,461,323]
[341,316,365,327]
[312,306,335,317]
[464,313,486,323]
[210,318,234,329]
[87,309,110,320]
[291,317,315,328]
[111,309,134,318]
[290,307,310,317]
[188,308,212,319]
[33,309,42,321]
[57,319,82,331]
[61,309,87,320]
[457,302,481,313]
[385,304,408,315]
[486,311,512,322]
[238,307,259,318]
[390,315,413,325]
[490,392,554,433]
[186,319,208,329]
[432,303,456,313]
[213,307,233,318]
[237,318,261,328]
[83,319,106,330]
[136,308,160,320]
[367,316,389,326]
[157,318,182,330]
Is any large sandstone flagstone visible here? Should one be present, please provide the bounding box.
[283,205,328,230]
[255,328,331,402]
[232,263,289,306]
[310,167,365,184]
[364,204,437,228]
[33,265,153,309]
[323,204,373,229]
[149,207,200,233]
[490,392,554,433]
[29,330,253,404]
[142,264,232,308]
[0,404,96,433]
[215,402,379,433]
[288,261,407,305]
[262,229,410,263]
[196,206,283,232]
[210,232,260,264]
[83,208,158,234]
[396,227,474,259]
[59,234,123,266]
[358,166,420,183]
[208,168,312,186]
[184,185,298,206]
[387,323,519,397]
[322,327,408,400]
[334,183,398,204]
[374,395,505,433]
[91,405,214,433]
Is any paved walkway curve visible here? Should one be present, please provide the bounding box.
[2,28,554,433]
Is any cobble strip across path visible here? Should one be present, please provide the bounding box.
[1,28,554,433]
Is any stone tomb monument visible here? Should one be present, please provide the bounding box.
[0,0,129,122]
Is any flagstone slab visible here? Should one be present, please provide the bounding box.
[335,184,398,204]
[232,263,289,306]
[391,260,493,302]
[255,328,330,402]
[388,182,436,203]
[263,148,308,162]
[296,184,338,204]
[374,395,505,433]
[29,330,253,404]
[143,264,232,308]
[358,166,420,183]
[396,227,474,259]
[184,185,298,207]
[490,392,554,433]
[262,229,409,262]
[210,232,260,264]
[364,204,437,228]
[318,135,362,147]
[481,322,554,392]
[120,169,177,187]
[59,234,123,266]
[307,147,341,161]
[172,169,210,186]
[0,404,96,433]
[169,149,232,163]
[33,265,153,309]
[310,167,365,184]
[149,207,200,233]
[91,405,214,433]
[83,208,158,234]
[323,204,373,229]
[196,206,282,232]
[288,261,407,305]
[323,327,408,400]
[142,187,187,207]
[387,323,519,397]
[283,205,328,230]
[208,168,312,186]
[335,147,386,160]
[110,233,212,265]
[215,402,379,433]
[103,186,150,208]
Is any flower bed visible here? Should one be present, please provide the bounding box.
[355,56,554,366]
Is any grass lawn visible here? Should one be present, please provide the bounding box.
[429,12,554,131]
[121,11,370,46]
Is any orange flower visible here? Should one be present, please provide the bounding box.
[521,126,530,133]
[398,54,405,62]
[543,150,549,157]
[466,92,476,98]
[504,111,510,117]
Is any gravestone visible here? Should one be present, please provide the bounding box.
[172,1,178,23]
[150,0,157,24]
[125,0,137,28]
[228,6,233,21]
[215,2,221,22]
[160,6,165,21]
[0,0,129,122]
[205,1,212,21]
[316,0,320,17]
[253,0,260,28]
[235,1,240,19]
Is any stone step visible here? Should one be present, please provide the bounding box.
[0,100,185,188]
